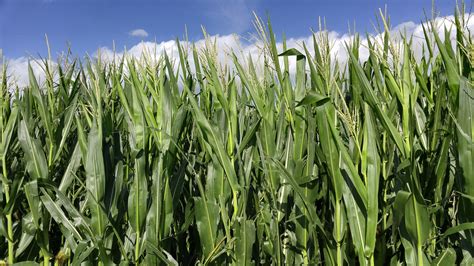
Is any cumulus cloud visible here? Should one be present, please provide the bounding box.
[129,29,149,38]
[4,14,474,88]
[98,13,474,70]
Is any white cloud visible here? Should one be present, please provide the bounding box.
[4,14,474,88]
[103,13,474,75]
[129,29,149,38]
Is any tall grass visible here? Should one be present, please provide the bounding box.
[1,7,473,265]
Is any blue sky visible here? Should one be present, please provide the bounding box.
[0,0,463,58]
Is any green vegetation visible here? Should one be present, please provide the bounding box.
[1,8,473,265]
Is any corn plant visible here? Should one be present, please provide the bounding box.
[0,6,473,265]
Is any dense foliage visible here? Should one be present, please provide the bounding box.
[0,10,473,265]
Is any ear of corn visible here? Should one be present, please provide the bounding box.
[1,7,474,266]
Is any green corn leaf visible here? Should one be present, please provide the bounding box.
[53,93,78,163]
[128,155,148,251]
[297,91,330,107]
[234,219,256,265]
[431,22,460,96]
[457,78,474,203]
[18,120,48,180]
[362,104,380,258]
[432,248,456,266]
[84,122,106,237]
[28,63,53,146]
[405,194,430,259]
[440,222,474,240]
[24,181,41,230]
[58,143,82,193]
[183,85,240,194]
[0,105,18,159]
[348,51,407,158]
[194,197,219,258]
[40,188,83,241]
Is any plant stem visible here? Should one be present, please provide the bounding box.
[335,199,342,266]
[43,250,50,266]
[48,143,53,167]
[135,232,140,264]
[3,159,14,265]
[4,188,14,264]
[417,244,424,266]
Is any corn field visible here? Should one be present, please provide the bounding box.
[0,9,473,266]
